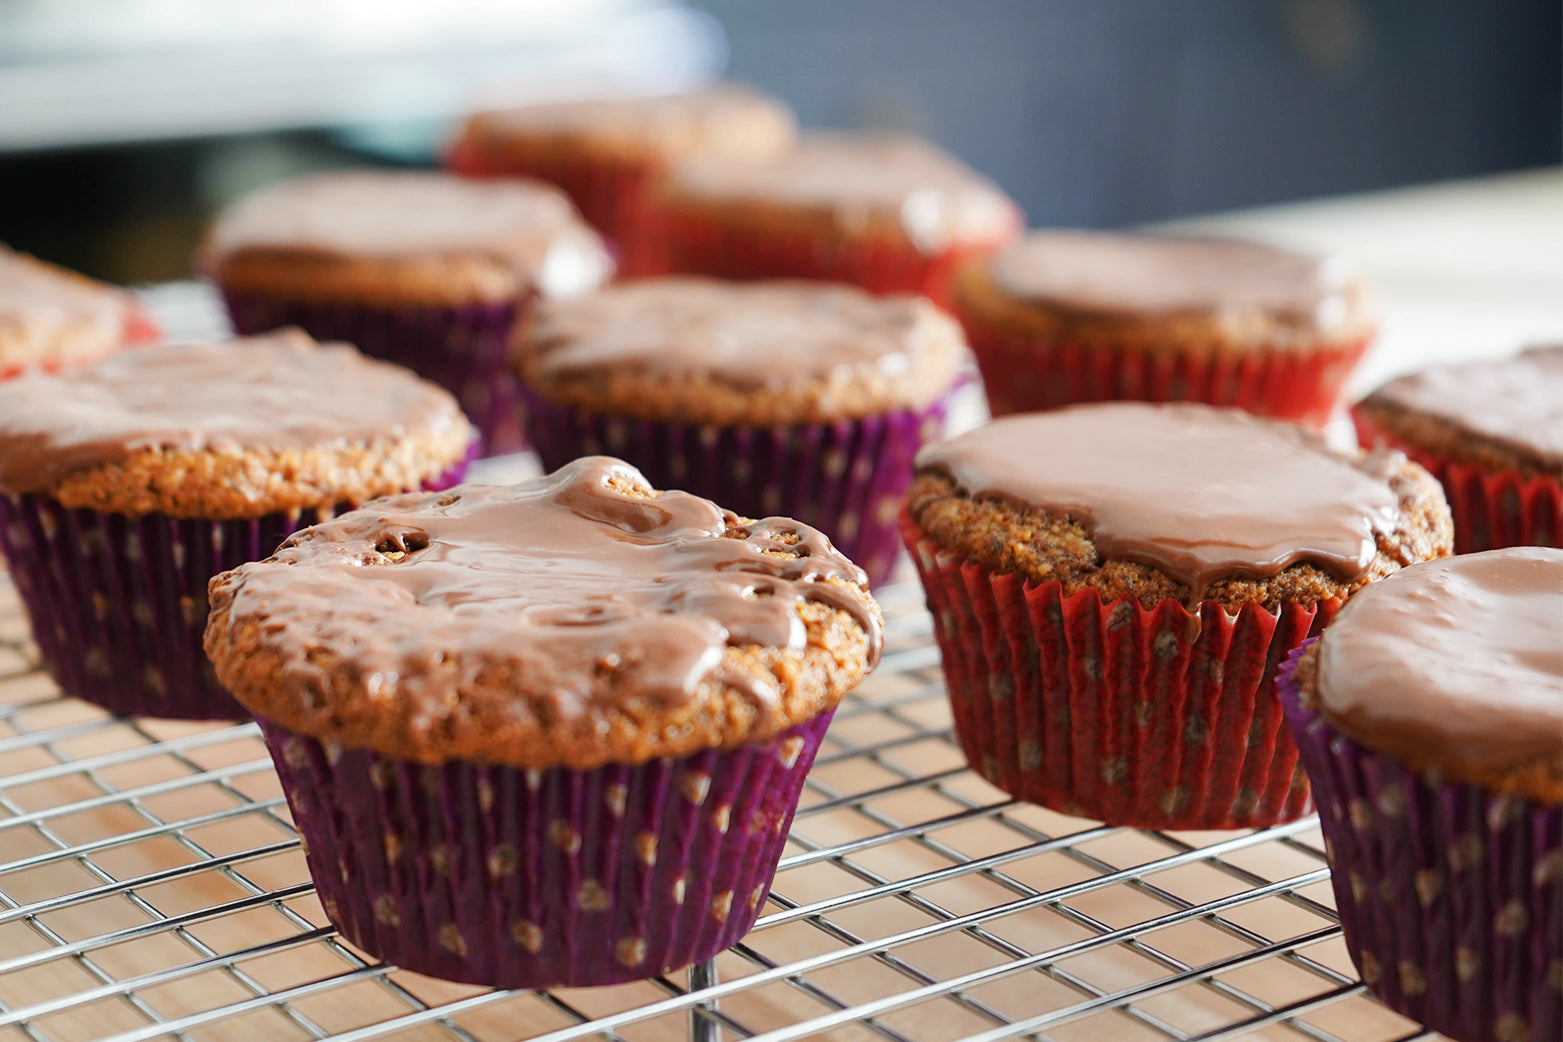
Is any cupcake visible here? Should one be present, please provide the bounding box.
[200,169,614,455]
[1354,345,1562,553]
[203,456,883,988]
[0,329,475,720]
[952,231,1376,427]
[902,402,1451,830]
[0,243,159,378]
[511,277,967,585]
[656,132,1023,308]
[1278,548,1561,1042]
[447,85,796,276]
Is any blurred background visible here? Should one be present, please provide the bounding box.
[0,0,1558,284]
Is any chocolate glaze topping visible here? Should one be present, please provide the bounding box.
[524,278,948,389]
[670,132,1021,253]
[916,403,1407,598]
[1315,547,1563,779]
[210,457,881,726]
[0,329,466,494]
[204,171,613,297]
[0,244,134,342]
[1367,345,1563,467]
[987,231,1353,332]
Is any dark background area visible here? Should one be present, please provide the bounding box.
[1,0,1558,283]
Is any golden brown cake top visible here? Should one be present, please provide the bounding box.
[1360,345,1563,471]
[666,132,1023,253]
[456,84,796,162]
[0,244,144,372]
[513,277,966,424]
[201,170,614,302]
[205,457,883,769]
[1310,547,1563,802]
[0,329,473,515]
[913,403,1444,605]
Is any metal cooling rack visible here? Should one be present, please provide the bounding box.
[0,284,1436,1042]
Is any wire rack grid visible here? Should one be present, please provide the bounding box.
[0,285,1436,1042]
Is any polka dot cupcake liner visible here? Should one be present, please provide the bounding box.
[0,452,473,720]
[1353,411,1561,554]
[1278,642,1561,1042]
[958,313,1372,429]
[903,515,1332,830]
[219,290,530,457]
[520,385,954,587]
[445,138,665,277]
[657,208,1011,310]
[257,710,834,989]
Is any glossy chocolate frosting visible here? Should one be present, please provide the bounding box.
[0,329,466,494]
[204,171,613,297]
[1314,547,1563,780]
[210,457,881,728]
[523,278,952,389]
[670,132,1021,253]
[916,403,1407,596]
[987,231,1354,332]
[0,244,133,344]
[1366,345,1563,467]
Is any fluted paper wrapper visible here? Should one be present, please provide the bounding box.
[658,207,1008,310]
[446,139,664,277]
[522,386,952,586]
[1353,411,1562,554]
[0,457,471,720]
[1278,643,1561,1042]
[220,290,527,456]
[905,516,1330,829]
[258,712,833,988]
[960,312,1372,429]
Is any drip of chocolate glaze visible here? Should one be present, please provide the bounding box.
[209,457,881,728]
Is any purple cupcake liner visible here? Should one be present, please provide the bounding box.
[257,711,833,989]
[519,385,953,586]
[220,290,529,457]
[1278,642,1561,1042]
[0,453,473,721]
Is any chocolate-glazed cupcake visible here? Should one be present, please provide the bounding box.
[1354,345,1562,553]
[201,169,614,455]
[657,132,1023,308]
[204,456,883,988]
[952,231,1376,426]
[0,329,475,719]
[902,402,1451,829]
[1278,548,1561,1042]
[512,277,967,584]
[447,85,797,276]
[0,243,159,377]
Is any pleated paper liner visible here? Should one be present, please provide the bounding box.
[521,385,953,587]
[0,453,473,721]
[958,311,1372,429]
[220,290,529,457]
[0,302,161,380]
[445,139,665,277]
[657,207,1011,311]
[903,515,1333,830]
[1278,643,1561,1042]
[258,711,833,988]
[1353,410,1562,554]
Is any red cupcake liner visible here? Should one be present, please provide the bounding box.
[903,515,1332,829]
[1352,410,1562,554]
[446,138,664,277]
[1278,643,1561,1042]
[520,385,953,587]
[219,290,529,457]
[959,311,1372,429]
[657,206,1012,310]
[258,710,833,988]
[0,301,161,381]
[0,452,472,720]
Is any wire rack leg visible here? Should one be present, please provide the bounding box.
[689,958,721,1042]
